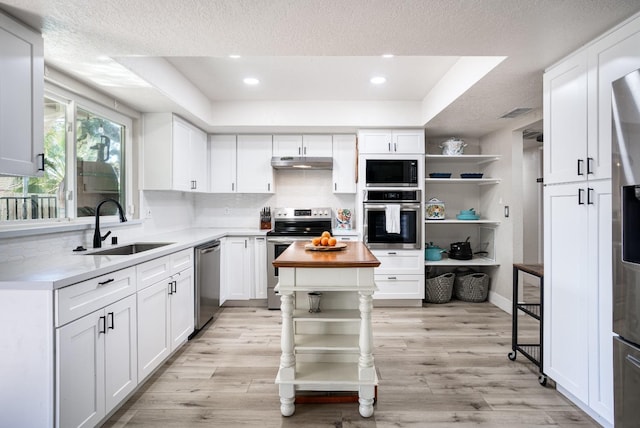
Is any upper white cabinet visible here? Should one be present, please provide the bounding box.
[210,134,274,193]
[0,11,44,177]
[358,129,425,154]
[143,113,209,192]
[543,51,589,184]
[273,134,332,157]
[332,134,357,193]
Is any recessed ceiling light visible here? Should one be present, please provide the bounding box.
[382,54,394,58]
[229,54,241,59]
[243,77,260,85]
[370,76,386,85]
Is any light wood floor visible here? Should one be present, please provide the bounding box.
[104,298,599,427]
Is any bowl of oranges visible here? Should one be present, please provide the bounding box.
[304,231,347,251]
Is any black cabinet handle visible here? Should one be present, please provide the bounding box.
[98,316,106,334]
[578,188,585,205]
[587,157,594,175]
[37,153,45,171]
[577,159,584,176]
[107,312,114,330]
[98,278,114,286]
[587,188,594,205]
[168,281,174,295]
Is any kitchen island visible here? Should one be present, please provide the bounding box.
[272,241,380,418]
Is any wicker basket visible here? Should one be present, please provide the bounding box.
[425,273,455,303]
[454,273,489,302]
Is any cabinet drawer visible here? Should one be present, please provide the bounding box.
[137,255,172,291]
[372,250,423,275]
[55,267,135,327]
[374,274,424,299]
[171,248,193,272]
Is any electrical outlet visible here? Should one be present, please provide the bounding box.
[145,208,152,219]
[224,207,231,215]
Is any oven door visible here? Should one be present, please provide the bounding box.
[267,237,307,309]
[363,203,421,249]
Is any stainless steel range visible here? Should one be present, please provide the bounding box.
[266,207,332,309]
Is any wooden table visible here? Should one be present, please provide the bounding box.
[509,263,547,385]
[273,241,380,417]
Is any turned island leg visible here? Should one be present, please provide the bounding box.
[279,291,296,416]
[358,291,375,417]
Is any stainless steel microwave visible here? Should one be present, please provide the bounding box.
[365,159,418,187]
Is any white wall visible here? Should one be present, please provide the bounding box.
[193,169,356,229]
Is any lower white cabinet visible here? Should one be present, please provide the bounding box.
[254,237,267,299]
[370,250,424,300]
[543,180,612,422]
[223,237,254,300]
[137,250,194,380]
[56,294,137,428]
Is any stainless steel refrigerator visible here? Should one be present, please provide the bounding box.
[612,66,640,428]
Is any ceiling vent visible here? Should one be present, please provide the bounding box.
[500,108,533,119]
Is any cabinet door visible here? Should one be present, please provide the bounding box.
[358,130,391,153]
[273,135,302,157]
[586,180,613,421]
[332,135,356,193]
[0,12,44,177]
[372,250,424,275]
[57,310,105,428]
[171,118,192,191]
[137,281,170,380]
[303,135,333,157]
[543,51,588,185]
[543,182,589,402]
[254,237,267,299]
[170,267,195,350]
[589,28,640,182]
[236,135,273,193]
[104,295,137,413]
[210,135,237,193]
[225,237,253,300]
[392,130,424,154]
[190,126,209,192]
[373,274,424,300]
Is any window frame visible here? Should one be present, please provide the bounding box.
[0,83,136,233]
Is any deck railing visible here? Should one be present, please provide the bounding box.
[0,195,58,221]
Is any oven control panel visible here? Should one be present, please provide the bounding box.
[274,207,332,219]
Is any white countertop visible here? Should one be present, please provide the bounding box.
[0,228,267,291]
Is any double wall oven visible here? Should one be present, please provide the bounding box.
[363,190,421,250]
[266,208,332,309]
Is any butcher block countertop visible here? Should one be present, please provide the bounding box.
[273,241,380,268]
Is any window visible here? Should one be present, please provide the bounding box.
[0,96,66,221]
[0,88,132,224]
[76,107,125,217]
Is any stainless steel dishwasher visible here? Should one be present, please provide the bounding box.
[193,240,221,333]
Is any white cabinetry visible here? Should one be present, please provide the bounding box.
[424,155,500,268]
[371,250,424,300]
[332,134,357,193]
[541,14,640,425]
[358,129,424,154]
[137,249,194,380]
[143,113,208,192]
[55,269,137,428]
[273,134,332,157]
[0,11,44,177]
[543,181,611,411]
[254,237,267,299]
[210,134,274,193]
[222,237,254,300]
[543,51,590,185]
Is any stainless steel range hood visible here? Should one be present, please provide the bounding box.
[271,156,333,170]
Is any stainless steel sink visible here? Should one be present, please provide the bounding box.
[86,242,174,256]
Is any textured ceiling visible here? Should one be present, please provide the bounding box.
[1,0,639,137]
